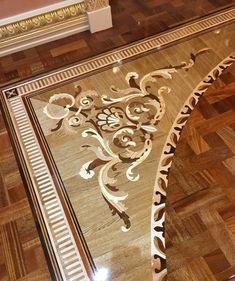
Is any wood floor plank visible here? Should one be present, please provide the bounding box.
[166,62,235,280]
[1,1,235,86]
[0,114,50,280]
[0,2,234,279]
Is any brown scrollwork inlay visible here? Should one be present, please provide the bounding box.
[44,49,209,232]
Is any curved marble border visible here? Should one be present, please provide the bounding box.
[151,54,235,281]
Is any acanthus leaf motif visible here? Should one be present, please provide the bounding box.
[44,50,207,232]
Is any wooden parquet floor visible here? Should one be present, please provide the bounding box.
[166,63,235,280]
[0,0,235,86]
[0,2,235,279]
[0,112,51,280]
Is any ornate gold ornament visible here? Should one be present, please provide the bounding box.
[0,0,111,41]
[0,3,87,40]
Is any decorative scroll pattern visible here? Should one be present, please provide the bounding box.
[0,3,87,40]
[151,54,235,281]
[85,0,109,11]
[44,50,208,232]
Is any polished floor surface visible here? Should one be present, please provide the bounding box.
[0,0,235,86]
[0,112,51,279]
[2,21,233,281]
[0,3,235,281]
[166,63,235,281]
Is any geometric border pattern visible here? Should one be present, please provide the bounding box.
[7,96,89,281]
[151,54,235,281]
[3,7,235,97]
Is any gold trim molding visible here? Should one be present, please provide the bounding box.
[0,2,87,40]
[0,0,111,56]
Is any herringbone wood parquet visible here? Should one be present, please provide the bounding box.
[166,63,235,281]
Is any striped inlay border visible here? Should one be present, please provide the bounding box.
[3,7,235,97]
[8,96,89,281]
